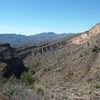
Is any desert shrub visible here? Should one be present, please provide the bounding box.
[20,71,36,85]
[3,89,14,96]
[1,88,14,100]
[92,83,100,89]
[92,46,100,53]
[0,62,7,67]
[59,82,64,87]
[35,86,44,95]
[86,78,93,83]
[0,62,7,72]
[66,70,74,78]
[0,76,7,86]
[0,62,7,86]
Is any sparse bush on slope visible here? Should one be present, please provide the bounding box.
[21,71,36,85]
[0,62,7,85]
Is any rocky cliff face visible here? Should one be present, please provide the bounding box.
[0,43,15,59]
[0,43,27,78]
[71,23,100,44]
[32,41,66,56]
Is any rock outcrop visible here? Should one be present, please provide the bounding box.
[71,23,100,44]
[32,41,66,55]
[0,43,15,59]
[0,43,27,78]
[16,45,37,59]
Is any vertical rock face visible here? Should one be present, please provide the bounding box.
[71,24,100,44]
[0,43,27,78]
[0,43,15,59]
[1,58,28,78]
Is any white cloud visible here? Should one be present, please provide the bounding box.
[0,25,13,29]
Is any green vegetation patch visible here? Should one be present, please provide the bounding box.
[0,76,7,86]
[0,62,7,72]
[20,71,36,85]
[0,62,7,86]
[92,46,100,53]
[35,86,44,94]
[92,83,100,89]
[2,88,14,96]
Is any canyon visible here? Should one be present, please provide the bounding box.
[0,24,100,100]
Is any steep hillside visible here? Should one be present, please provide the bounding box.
[23,24,100,100]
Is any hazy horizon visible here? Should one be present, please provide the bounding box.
[0,0,100,35]
[0,32,75,36]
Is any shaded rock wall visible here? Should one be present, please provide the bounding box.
[16,46,37,59]
[0,43,15,59]
[0,58,28,78]
[0,43,28,78]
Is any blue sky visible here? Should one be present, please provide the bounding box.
[0,0,100,35]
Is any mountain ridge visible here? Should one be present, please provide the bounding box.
[0,32,74,47]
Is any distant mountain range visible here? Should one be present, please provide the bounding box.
[0,32,74,47]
